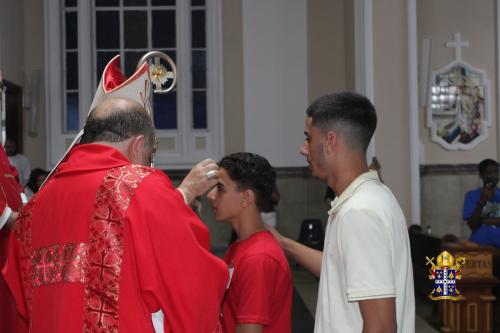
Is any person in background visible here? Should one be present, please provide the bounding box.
[462,158,500,248]
[24,168,49,199]
[368,156,383,183]
[4,138,31,187]
[260,184,280,228]
[0,143,26,333]
[208,152,292,333]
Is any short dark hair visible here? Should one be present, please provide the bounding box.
[478,158,498,175]
[306,92,377,151]
[219,152,279,212]
[80,99,155,148]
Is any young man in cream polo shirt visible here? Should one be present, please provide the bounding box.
[270,92,415,333]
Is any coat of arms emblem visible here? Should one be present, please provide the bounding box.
[426,251,466,301]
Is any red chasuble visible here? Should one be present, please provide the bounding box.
[0,145,25,333]
[2,144,228,333]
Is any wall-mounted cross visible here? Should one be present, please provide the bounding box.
[446,32,469,61]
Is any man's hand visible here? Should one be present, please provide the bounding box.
[265,225,323,277]
[468,186,497,231]
[264,225,286,247]
[178,159,220,205]
[479,186,495,205]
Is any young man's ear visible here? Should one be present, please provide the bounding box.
[242,189,256,208]
[324,131,336,153]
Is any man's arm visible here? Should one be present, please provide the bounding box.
[359,298,397,333]
[466,199,487,230]
[465,187,494,231]
[130,175,228,332]
[268,227,323,277]
[480,218,500,226]
[236,324,263,333]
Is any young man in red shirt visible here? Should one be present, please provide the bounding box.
[208,152,292,333]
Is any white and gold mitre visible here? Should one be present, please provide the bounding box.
[89,54,152,113]
[42,55,152,186]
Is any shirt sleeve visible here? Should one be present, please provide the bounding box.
[463,190,478,220]
[2,225,28,320]
[0,206,12,230]
[233,254,280,326]
[338,209,396,302]
[127,172,228,333]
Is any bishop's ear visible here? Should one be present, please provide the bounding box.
[128,135,147,165]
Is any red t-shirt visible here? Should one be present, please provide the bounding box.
[222,230,292,333]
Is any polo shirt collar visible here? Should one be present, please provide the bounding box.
[328,170,379,216]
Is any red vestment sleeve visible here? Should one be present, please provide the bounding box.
[126,171,228,333]
[2,227,28,320]
[0,193,7,217]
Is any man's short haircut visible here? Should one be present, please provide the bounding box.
[218,152,279,212]
[306,92,377,152]
[478,158,499,175]
[80,99,155,148]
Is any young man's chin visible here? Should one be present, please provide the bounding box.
[308,166,323,180]
[212,212,229,224]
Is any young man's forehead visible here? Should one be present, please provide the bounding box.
[217,168,232,185]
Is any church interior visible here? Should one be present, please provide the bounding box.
[1,0,499,332]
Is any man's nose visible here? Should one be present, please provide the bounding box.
[299,141,308,156]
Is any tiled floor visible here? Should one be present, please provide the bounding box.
[291,265,440,333]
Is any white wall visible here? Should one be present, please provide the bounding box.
[23,0,46,169]
[242,0,308,167]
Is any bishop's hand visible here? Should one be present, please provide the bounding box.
[177,159,220,205]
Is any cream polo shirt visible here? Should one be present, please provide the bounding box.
[314,170,415,333]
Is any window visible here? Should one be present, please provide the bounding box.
[63,1,79,132]
[46,0,223,169]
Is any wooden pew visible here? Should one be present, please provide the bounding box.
[408,228,442,297]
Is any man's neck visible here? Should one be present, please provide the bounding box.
[328,155,369,196]
[232,210,266,242]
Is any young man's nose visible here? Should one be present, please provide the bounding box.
[207,188,217,200]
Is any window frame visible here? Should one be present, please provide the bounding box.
[44,0,224,170]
